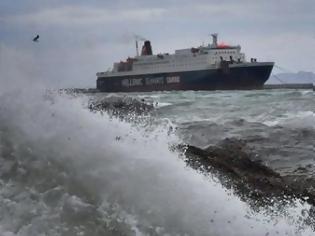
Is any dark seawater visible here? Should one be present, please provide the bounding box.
[0,89,315,235]
[137,90,315,176]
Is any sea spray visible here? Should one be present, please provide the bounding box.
[0,90,314,235]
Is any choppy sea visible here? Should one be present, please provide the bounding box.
[0,88,315,236]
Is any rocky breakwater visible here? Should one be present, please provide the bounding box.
[184,139,315,208]
[89,96,315,210]
[88,96,154,120]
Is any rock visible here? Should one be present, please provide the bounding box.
[183,138,315,207]
[88,96,154,117]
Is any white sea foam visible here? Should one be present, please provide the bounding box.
[264,111,315,128]
[155,101,173,107]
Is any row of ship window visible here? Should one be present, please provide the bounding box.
[136,56,240,69]
[136,63,206,70]
[215,51,236,55]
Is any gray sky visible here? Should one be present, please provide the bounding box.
[1,0,315,88]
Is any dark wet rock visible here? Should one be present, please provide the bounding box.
[183,138,315,207]
[88,96,154,117]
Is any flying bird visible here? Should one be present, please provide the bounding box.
[33,35,39,42]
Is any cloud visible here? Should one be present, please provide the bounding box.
[2,6,167,27]
[0,0,314,88]
[4,1,313,33]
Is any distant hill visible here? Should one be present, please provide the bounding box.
[267,71,315,84]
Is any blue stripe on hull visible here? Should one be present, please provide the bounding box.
[96,64,273,92]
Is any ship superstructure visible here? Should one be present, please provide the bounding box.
[97,34,274,92]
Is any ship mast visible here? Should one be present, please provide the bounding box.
[136,40,139,56]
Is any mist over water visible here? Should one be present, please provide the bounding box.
[1,48,315,235]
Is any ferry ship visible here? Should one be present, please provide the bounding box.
[96,34,274,92]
